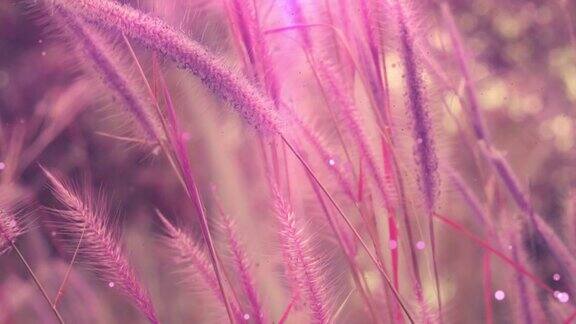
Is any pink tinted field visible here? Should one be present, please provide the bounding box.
[0,0,576,323]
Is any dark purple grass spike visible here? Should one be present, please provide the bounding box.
[394,1,442,322]
[395,3,438,212]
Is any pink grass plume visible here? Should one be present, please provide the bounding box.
[49,0,283,135]
[157,211,220,302]
[41,167,159,324]
[221,214,265,324]
[156,210,244,322]
[272,185,330,324]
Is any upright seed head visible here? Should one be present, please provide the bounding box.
[393,0,439,212]
[42,168,159,323]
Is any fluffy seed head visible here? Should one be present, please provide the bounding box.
[50,0,283,135]
[272,187,330,324]
[42,168,158,323]
[393,0,439,212]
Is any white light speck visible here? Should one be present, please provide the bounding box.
[0,162,5,170]
[494,290,505,301]
[553,273,561,281]
[557,292,570,303]
[328,159,335,166]
[41,51,46,56]
[416,241,425,250]
[108,282,115,288]
[243,314,250,320]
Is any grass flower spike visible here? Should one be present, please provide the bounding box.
[42,168,158,323]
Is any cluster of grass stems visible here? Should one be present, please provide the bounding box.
[1,0,575,323]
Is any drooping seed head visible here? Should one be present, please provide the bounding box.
[50,0,284,136]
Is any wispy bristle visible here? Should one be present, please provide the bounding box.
[0,186,31,257]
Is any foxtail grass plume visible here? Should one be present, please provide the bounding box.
[272,186,330,324]
[219,213,265,324]
[393,0,439,212]
[42,168,159,323]
[48,0,283,135]
[157,211,243,321]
